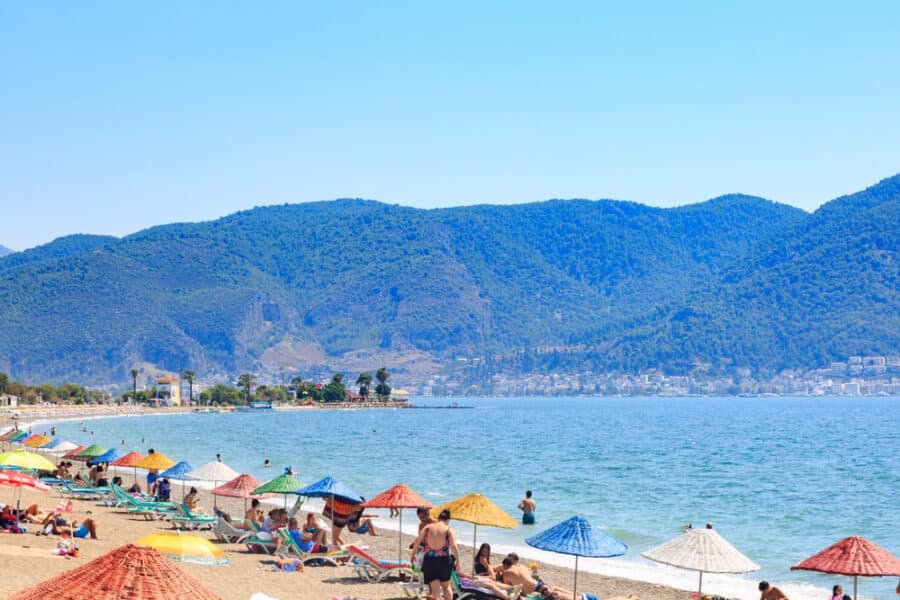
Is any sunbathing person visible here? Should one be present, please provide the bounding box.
[239,499,264,530]
[183,487,204,512]
[474,543,502,578]
[303,512,326,540]
[457,569,521,599]
[40,514,98,539]
[287,517,331,552]
[347,505,378,536]
[501,556,542,595]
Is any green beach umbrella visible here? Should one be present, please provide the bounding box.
[76,444,109,461]
[251,473,302,508]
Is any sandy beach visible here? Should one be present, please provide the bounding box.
[0,472,694,600]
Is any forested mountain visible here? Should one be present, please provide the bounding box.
[0,175,897,383]
[0,245,13,257]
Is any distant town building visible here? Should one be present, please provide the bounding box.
[156,375,182,406]
[0,394,18,408]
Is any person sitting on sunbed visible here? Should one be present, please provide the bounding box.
[303,512,324,537]
[238,499,264,530]
[156,478,172,502]
[183,487,204,512]
[287,517,331,553]
[347,504,378,536]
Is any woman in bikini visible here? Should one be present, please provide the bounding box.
[410,509,460,600]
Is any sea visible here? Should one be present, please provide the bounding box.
[40,396,899,599]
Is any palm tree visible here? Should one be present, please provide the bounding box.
[238,373,256,403]
[182,370,195,405]
[130,368,139,402]
[355,372,372,399]
[375,367,391,401]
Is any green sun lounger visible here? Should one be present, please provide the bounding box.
[172,503,216,530]
[274,527,349,566]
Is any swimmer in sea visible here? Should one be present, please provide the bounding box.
[518,490,536,525]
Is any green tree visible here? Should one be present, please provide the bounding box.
[238,373,256,402]
[0,372,8,395]
[182,370,195,405]
[355,371,372,399]
[374,367,391,401]
[130,368,139,400]
[323,373,347,403]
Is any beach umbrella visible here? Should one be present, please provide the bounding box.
[364,483,432,563]
[89,447,124,466]
[0,448,57,472]
[40,438,61,449]
[431,493,518,557]
[295,475,364,535]
[211,474,275,513]
[160,461,195,498]
[791,536,900,600]
[251,473,303,508]
[111,451,145,488]
[134,451,176,472]
[136,531,231,566]
[62,445,87,460]
[188,461,239,507]
[0,469,50,528]
[7,431,29,443]
[76,444,109,461]
[22,434,52,448]
[47,441,79,456]
[0,428,17,441]
[642,527,759,597]
[526,516,627,598]
[8,544,222,600]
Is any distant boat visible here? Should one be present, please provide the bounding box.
[237,400,273,411]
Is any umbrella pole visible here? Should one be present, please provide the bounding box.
[473,523,478,563]
[698,571,703,596]
[398,509,403,564]
[574,555,579,600]
[853,575,857,600]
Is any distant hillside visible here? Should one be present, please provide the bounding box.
[0,175,897,384]
[0,245,13,257]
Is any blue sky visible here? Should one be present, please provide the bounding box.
[2,1,899,250]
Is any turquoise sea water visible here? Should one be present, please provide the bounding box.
[45,397,899,598]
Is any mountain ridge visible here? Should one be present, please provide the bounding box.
[0,175,896,384]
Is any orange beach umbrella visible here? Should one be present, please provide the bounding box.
[792,536,900,600]
[9,544,222,600]
[111,451,145,486]
[364,483,433,562]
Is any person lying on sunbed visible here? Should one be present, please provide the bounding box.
[239,499,264,530]
[456,568,521,598]
[38,513,99,539]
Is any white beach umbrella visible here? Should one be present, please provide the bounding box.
[188,461,240,507]
[641,527,759,596]
[46,441,79,456]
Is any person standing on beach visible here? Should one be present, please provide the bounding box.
[759,581,788,600]
[410,509,459,600]
[518,490,536,524]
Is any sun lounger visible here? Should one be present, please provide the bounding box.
[214,517,253,544]
[242,521,278,554]
[60,479,105,499]
[110,484,176,520]
[274,527,349,566]
[347,544,414,581]
[454,572,522,600]
[172,504,216,530]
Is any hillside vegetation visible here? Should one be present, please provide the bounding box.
[0,175,897,383]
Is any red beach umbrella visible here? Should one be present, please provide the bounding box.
[363,483,433,563]
[9,544,222,600]
[792,536,900,600]
[211,474,275,512]
[0,470,50,528]
[110,451,145,488]
[63,445,88,460]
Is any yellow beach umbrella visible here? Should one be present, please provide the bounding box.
[135,531,230,566]
[133,452,176,471]
[0,449,57,472]
[431,493,518,554]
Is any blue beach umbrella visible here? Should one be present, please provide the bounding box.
[40,438,62,449]
[88,448,124,466]
[526,516,627,599]
[294,476,363,529]
[160,460,195,498]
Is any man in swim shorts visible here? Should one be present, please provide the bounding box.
[518,490,536,524]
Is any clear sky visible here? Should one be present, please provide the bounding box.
[2,1,899,250]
